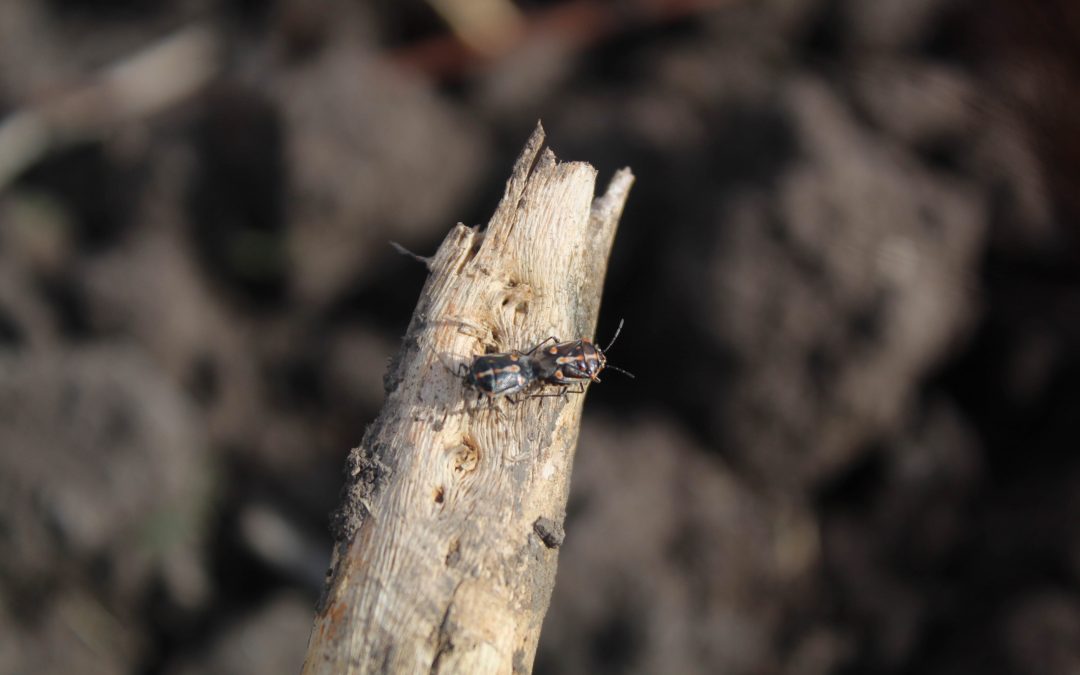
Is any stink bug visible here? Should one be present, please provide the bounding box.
[459,351,536,402]
[532,319,634,392]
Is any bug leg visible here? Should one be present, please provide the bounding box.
[523,385,563,400]
[437,353,466,378]
[526,336,559,355]
[562,383,586,400]
[464,392,481,417]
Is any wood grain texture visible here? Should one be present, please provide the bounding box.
[302,123,634,675]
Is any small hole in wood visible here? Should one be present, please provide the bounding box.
[434,486,445,504]
[452,435,480,475]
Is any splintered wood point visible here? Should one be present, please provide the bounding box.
[303,122,634,675]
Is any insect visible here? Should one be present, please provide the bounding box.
[458,350,537,403]
[454,320,633,411]
[532,319,635,393]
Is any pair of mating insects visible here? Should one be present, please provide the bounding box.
[458,320,634,405]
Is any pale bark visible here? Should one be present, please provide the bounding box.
[302,123,634,675]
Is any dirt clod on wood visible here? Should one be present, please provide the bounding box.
[533,517,566,549]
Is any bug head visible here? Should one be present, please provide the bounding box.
[594,319,634,381]
[592,349,607,381]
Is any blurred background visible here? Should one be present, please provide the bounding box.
[2,0,1079,673]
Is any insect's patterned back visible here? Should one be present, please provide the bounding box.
[464,351,534,398]
[532,340,606,385]
[532,320,630,386]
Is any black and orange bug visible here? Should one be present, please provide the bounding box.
[454,320,632,410]
[531,319,634,393]
[459,351,537,402]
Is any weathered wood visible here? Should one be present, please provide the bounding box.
[302,123,633,675]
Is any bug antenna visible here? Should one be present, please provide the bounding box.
[603,318,626,353]
[605,364,635,379]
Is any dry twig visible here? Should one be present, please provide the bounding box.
[0,25,219,189]
[302,123,633,674]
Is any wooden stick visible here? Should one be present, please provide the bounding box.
[302,123,633,674]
